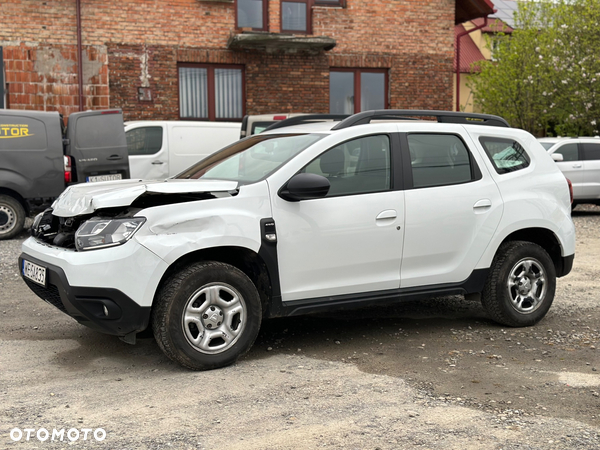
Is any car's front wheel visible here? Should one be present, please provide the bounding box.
[152,261,262,370]
[481,241,556,327]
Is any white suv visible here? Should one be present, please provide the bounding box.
[538,137,600,208]
[20,110,576,370]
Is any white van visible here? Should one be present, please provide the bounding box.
[125,121,241,179]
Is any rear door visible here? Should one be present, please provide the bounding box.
[65,109,130,183]
[551,142,585,198]
[581,142,600,200]
[125,123,168,180]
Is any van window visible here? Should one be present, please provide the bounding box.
[479,136,530,174]
[75,114,126,150]
[126,127,163,156]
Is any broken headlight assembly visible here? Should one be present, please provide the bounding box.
[75,217,146,251]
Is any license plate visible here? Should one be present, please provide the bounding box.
[23,260,47,286]
[86,174,122,182]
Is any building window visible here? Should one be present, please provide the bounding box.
[281,0,309,33]
[237,0,268,30]
[179,65,245,121]
[330,69,388,114]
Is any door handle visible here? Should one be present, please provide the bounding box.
[473,199,492,210]
[151,161,165,165]
[572,164,582,168]
[376,210,397,220]
[107,154,122,160]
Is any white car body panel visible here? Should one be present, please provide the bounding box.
[21,236,167,308]
[52,179,239,216]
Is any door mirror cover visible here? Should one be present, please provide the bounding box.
[279,173,330,202]
[551,153,564,162]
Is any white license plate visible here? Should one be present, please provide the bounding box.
[23,260,47,286]
[86,174,122,182]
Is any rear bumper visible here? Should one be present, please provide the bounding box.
[19,253,151,337]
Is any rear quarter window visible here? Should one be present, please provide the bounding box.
[479,137,530,174]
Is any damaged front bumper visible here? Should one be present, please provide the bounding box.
[19,237,168,338]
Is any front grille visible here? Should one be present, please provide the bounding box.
[23,279,68,315]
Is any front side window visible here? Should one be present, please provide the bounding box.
[177,133,324,184]
[479,136,530,174]
[179,65,244,121]
[237,0,267,30]
[126,127,163,156]
[330,69,387,114]
[302,134,391,196]
[554,143,579,162]
[408,134,473,188]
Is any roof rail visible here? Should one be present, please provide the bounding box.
[330,110,510,130]
[263,114,350,132]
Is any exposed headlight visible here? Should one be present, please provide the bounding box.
[75,217,146,251]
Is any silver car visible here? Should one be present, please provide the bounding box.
[539,137,600,208]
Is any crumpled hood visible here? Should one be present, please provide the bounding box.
[52,179,239,217]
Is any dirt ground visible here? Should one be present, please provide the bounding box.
[0,206,598,449]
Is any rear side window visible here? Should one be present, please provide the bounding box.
[126,127,163,156]
[582,142,600,161]
[554,143,579,162]
[479,137,530,174]
[408,134,473,188]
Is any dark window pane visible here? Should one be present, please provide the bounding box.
[582,143,600,161]
[554,143,579,161]
[304,135,391,196]
[479,136,530,174]
[409,134,472,188]
[238,0,264,29]
[360,72,385,111]
[126,127,163,156]
[330,71,354,114]
[282,2,307,31]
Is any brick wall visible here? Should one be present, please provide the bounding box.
[1,0,455,120]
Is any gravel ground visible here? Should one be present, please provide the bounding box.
[0,208,599,449]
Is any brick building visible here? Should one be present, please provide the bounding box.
[0,0,493,121]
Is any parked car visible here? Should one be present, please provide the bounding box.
[125,121,241,180]
[538,137,600,207]
[0,109,129,240]
[20,110,575,370]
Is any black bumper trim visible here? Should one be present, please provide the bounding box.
[19,253,151,337]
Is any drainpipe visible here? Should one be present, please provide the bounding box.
[76,0,84,111]
[455,17,488,112]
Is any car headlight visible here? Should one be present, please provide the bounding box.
[75,217,146,251]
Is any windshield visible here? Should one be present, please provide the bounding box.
[176,133,324,183]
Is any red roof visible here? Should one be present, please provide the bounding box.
[454,24,486,73]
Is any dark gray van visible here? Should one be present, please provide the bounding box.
[0,109,129,239]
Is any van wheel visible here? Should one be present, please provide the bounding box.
[152,261,262,370]
[0,195,26,240]
[481,241,556,327]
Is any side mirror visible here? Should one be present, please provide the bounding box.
[279,173,330,202]
[551,153,564,162]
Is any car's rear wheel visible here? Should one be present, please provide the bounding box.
[481,241,556,327]
[152,261,262,370]
[0,195,26,240]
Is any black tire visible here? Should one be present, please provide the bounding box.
[481,241,556,327]
[152,261,262,370]
[0,195,26,240]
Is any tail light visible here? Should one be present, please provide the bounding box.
[64,155,72,184]
[566,178,573,204]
